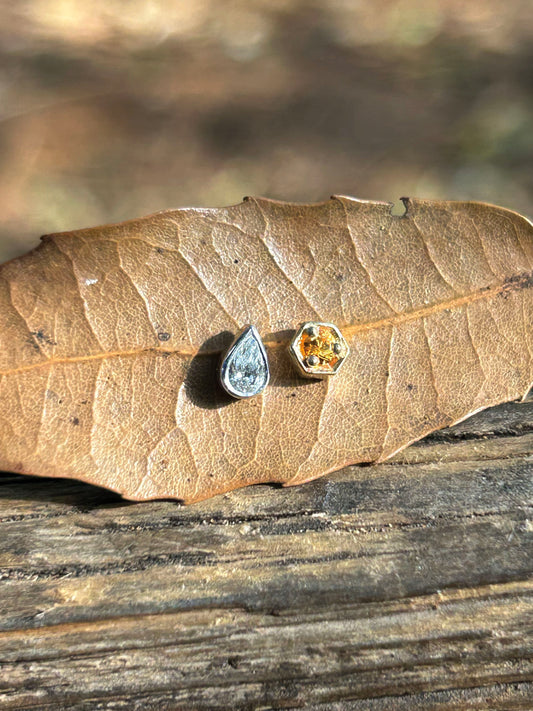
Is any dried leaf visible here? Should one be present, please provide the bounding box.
[0,197,532,503]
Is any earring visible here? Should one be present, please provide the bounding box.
[219,325,270,399]
[289,322,349,379]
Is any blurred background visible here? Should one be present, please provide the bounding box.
[0,0,531,262]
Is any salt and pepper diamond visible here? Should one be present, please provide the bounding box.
[219,325,270,399]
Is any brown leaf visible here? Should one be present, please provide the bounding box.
[0,197,532,503]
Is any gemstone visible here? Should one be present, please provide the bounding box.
[289,322,349,379]
[220,325,269,399]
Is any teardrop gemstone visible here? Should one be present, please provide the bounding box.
[220,325,270,399]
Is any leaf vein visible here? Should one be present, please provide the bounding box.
[0,275,530,378]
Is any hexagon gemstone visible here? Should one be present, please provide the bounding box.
[289,322,349,378]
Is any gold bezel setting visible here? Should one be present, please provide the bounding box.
[289,322,349,379]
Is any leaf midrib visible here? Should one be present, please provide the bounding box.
[0,273,530,379]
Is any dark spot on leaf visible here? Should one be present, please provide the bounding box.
[156,247,164,254]
[234,258,239,264]
[30,330,57,346]
[406,383,415,392]
[45,390,63,404]
[70,416,79,426]
[158,332,171,341]
[504,272,533,290]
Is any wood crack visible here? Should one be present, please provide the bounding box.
[1,510,529,582]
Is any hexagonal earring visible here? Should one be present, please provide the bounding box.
[289,322,349,379]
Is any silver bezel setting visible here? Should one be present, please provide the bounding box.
[219,325,270,399]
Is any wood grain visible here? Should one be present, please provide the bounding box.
[0,393,532,709]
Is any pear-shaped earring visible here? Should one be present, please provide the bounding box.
[219,325,270,399]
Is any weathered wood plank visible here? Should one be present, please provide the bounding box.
[0,580,532,709]
[0,395,531,708]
